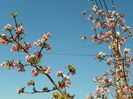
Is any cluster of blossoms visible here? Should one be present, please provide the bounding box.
[83,0,133,99]
[17,64,76,99]
[4,24,12,31]
[58,74,71,88]
[17,80,55,94]
[34,32,52,52]
[17,80,35,94]
[115,86,133,99]
[11,43,31,52]
[96,51,106,61]
[93,74,113,98]
[0,12,76,99]
[56,64,76,88]
[0,34,12,45]
[4,23,24,34]
[31,66,51,77]
[87,6,132,45]
[26,52,42,65]
[0,60,25,72]
[95,86,109,98]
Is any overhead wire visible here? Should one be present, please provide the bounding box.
[45,52,96,57]
[44,43,101,57]
[52,43,100,52]
[94,0,100,9]
[98,0,104,11]
[111,0,116,10]
[111,0,114,5]
[102,0,109,13]
[94,0,105,22]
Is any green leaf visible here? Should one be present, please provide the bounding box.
[81,11,87,16]
[11,12,18,18]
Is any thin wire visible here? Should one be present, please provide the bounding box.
[46,52,96,57]
[111,0,116,10]
[94,0,104,21]
[102,0,109,13]
[94,0,100,9]
[52,44,100,52]
[98,0,107,21]
[111,0,114,5]
[98,0,104,11]
[45,52,112,57]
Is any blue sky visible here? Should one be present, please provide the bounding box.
[0,0,133,99]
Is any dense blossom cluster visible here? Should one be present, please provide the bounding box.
[56,64,76,89]
[11,43,31,52]
[0,12,76,99]
[83,0,133,99]
[34,32,52,52]
[0,34,12,45]
[0,60,25,72]
[31,66,51,77]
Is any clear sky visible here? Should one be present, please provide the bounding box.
[0,0,133,99]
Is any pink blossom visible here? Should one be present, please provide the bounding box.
[105,31,112,37]
[41,32,51,43]
[56,71,63,77]
[97,21,106,29]
[26,54,39,64]
[42,67,51,74]
[0,62,6,67]
[32,68,39,76]
[119,39,124,45]
[10,44,20,52]
[16,25,24,34]
[65,79,71,87]
[45,44,52,52]
[106,58,112,65]
[0,38,8,45]
[34,52,42,59]
[42,32,51,40]
[34,40,41,47]
[27,80,35,86]
[103,37,109,42]
[23,43,31,50]
[59,81,65,88]
[97,33,103,40]
[4,24,12,31]
[95,86,101,98]
[18,67,25,72]
[92,5,98,13]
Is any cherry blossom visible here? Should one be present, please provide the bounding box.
[42,67,51,74]
[4,24,12,31]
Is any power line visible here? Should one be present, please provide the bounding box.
[111,0,114,5]
[45,52,96,57]
[94,0,105,21]
[52,43,100,52]
[94,0,100,9]
[98,0,104,10]
[102,0,109,13]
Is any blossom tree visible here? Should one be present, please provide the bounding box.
[0,12,76,99]
[0,0,133,99]
[82,0,133,99]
